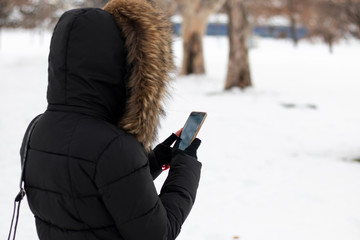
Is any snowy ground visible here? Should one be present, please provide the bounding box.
[1,29,360,240]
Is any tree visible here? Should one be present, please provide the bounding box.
[153,0,178,15]
[271,0,312,46]
[343,0,360,38]
[0,0,112,30]
[0,0,29,27]
[20,0,59,29]
[287,0,299,46]
[305,0,350,53]
[224,0,252,90]
[176,0,225,75]
[74,0,109,7]
[0,0,30,47]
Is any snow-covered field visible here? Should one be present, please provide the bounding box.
[1,29,360,240]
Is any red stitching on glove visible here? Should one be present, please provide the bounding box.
[162,164,170,171]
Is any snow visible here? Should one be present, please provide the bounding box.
[1,29,360,240]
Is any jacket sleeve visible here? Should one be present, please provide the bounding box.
[148,150,162,180]
[19,114,43,167]
[95,136,202,240]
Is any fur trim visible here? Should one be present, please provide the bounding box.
[104,0,174,151]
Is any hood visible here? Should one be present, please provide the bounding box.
[47,0,174,150]
[47,8,127,125]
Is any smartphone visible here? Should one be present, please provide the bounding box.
[174,112,207,150]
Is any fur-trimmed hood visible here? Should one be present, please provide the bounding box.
[46,1,174,150]
[104,0,174,150]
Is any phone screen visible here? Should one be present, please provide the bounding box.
[174,112,207,150]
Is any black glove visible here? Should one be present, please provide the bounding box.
[173,138,202,159]
[148,133,179,180]
[153,133,179,166]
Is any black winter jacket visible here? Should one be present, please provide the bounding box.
[21,4,201,240]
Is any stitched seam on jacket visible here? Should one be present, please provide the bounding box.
[93,134,122,186]
[46,107,126,136]
[30,147,96,164]
[67,117,81,198]
[120,199,160,226]
[161,185,195,204]
[64,9,86,104]
[94,134,137,187]
[95,135,122,162]
[35,216,115,232]
[98,162,149,189]
[164,205,182,233]
[66,117,90,233]
[25,185,99,199]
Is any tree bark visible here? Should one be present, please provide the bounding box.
[225,0,252,90]
[288,0,298,46]
[180,14,208,75]
[328,40,333,53]
[178,0,225,75]
[325,34,334,54]
[345,0,360,38]
[154,0,177,15]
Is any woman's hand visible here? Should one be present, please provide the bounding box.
[152,133,179,167]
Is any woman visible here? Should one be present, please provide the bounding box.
[20,0,202,239]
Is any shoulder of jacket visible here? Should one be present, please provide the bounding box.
[95,128,149,188]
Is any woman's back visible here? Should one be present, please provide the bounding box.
[21,2,202,239]
[24,111,132,239]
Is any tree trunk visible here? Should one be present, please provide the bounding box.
[154,0,177,15]
[328,41,333,53]
[180,15,208,75]
[289,14,298,46]
[0,17,3,49]
[224,0,252,90]
[327,36,334,54]
[288,0,298,46]
[345,0,360,38]
[178,0,225,75]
